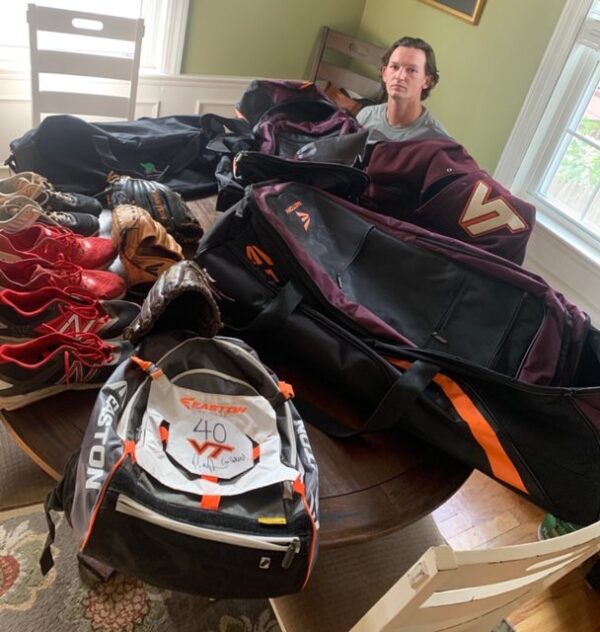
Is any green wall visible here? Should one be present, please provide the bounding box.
[181,0,366,80]
[358,0,566,172]
[182,0,566,172]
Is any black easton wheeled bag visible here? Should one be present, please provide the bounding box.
[195,181,600,526]
[41,330,319,598]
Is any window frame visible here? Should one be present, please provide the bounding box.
[495,0,600,264]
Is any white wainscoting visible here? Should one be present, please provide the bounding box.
[0,71,252,177]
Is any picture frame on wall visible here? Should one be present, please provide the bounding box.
[419,0,486,25]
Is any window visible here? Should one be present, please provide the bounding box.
[0,0,189,75]
[496,0,600,258]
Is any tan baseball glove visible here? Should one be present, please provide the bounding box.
[111,204,184,293]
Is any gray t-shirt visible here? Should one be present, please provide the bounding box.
[356,103,451,142]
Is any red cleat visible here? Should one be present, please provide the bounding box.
[0,223,116,269]
[0,258,126,300]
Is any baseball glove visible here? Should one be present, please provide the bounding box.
[111,204,184,294]
[123,260,222,345]
[105,173,203,244]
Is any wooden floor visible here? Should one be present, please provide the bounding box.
[432,470,600,631]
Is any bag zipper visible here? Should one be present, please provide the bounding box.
[115,494,301,566]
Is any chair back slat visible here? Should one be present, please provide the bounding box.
[351,520,600,631]
[309,26,386,103]
[27,3,144,124]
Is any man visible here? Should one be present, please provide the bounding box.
[357,36,450,142]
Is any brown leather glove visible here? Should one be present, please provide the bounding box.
[105,174,203,244]
[111,204,183,293]
[123,260,222,345]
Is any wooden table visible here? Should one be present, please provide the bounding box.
[0,197,470,548]
[1,380,469,549]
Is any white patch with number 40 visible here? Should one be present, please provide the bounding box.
[133,372,300,497]
[167,415,254,479]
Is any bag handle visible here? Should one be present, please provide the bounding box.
[294,360,439,437]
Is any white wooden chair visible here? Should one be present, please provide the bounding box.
[27,3,144,125]
[308,26,386,104]
[272,517,600,632]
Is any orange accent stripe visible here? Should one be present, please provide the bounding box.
[387,357,528,494]
[279,381,295,399]
[124,440,137,463]
[81,450,128,551]
[202,475,219,483]
[293,475,318,590]
[159,425,169,443]
[201,495,221,510]
[252,445,261,460]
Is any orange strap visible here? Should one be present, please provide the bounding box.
[252,445,261,461]
[389,358,527,494]
[159,425,169,443]
[279,381,295,399]
[201,495,221,510]
[124,440,137,463]
[130,355,164,379]
[200,475,221,510]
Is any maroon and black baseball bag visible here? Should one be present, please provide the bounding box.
[195,181,600,527]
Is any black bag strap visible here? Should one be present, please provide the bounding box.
[294,360,439,437]
[39,488,62,575]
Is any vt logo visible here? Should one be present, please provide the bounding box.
[284,200,311,231]
[245,244,280,282]
[459,181,528,236]
[188,439,235,459]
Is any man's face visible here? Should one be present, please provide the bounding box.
[381,46,431,103]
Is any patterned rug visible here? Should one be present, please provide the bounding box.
[0,504,280,632]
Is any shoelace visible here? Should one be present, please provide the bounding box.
[61,333,115,385]
[39,300,108,337]
[36,225,85,256]
[15,178,46,201]
[45,210,75,225]
[30,174,77,207]
[38,260,84,287]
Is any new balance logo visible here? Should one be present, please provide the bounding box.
[56,312,97,335]
[188,439,235,459]
[62,358,98,385]
[459,181,528,236]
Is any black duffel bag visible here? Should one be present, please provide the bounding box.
[195,181,600,526]
[6,113,254,198]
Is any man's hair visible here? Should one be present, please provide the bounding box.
[381,36,440,100]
